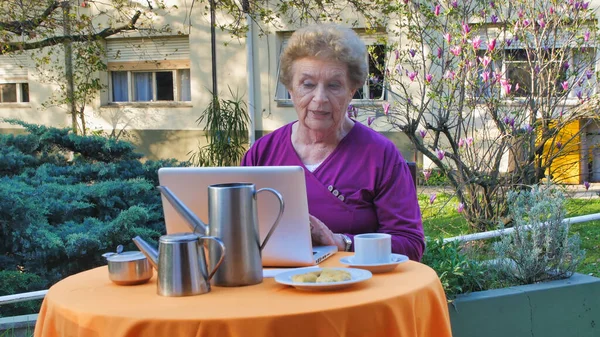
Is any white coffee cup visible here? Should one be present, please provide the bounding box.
[353,233,392,265]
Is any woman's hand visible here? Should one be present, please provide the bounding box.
[309,214,345,251]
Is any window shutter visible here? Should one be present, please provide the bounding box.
[106,36,190,71]
[0,54,29,82]
[106,36,189,62]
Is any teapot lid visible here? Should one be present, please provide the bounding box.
[103,251,147,262]
[160,232,199,243]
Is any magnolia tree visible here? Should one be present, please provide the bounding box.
[368,0,600,230]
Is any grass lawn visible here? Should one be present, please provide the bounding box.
[418,192,600,277]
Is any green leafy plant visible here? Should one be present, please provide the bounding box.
[493,183,586,284]
[189,88,250,167]
[422,237,492,300]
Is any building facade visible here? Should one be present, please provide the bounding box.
[1,1,599,182]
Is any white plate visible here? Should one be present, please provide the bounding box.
[274,267,372,291]
[339,253,409,273]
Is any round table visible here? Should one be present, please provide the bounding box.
[34,252,452,337]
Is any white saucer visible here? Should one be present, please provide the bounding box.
[339,253,409,273]
[274,267,372,291]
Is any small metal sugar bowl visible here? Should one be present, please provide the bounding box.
[102,245,153,285]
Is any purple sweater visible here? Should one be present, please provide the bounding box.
[241,121,425,261]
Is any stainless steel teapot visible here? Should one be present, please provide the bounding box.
[158,183,284,287]
[133,233,225,297]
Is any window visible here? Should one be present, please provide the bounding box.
[504,48,569,97]
[106,36,191,104]
[0,83,29,103]
[275,31,387,104]
[110,69,190,102]
[353,44,386,100]
[471,26,596,100]
[0,54,30,104]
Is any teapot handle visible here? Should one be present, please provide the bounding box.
[256,188,285,251]
[199,236,226,281]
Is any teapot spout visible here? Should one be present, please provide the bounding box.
[132,236,159,270]
[157,186,209,236]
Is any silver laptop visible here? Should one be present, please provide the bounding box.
[157,165,337,267]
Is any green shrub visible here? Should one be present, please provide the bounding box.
[0,119,188,316]
[422,237,492,300]
[493,183,586,284]
[0,271,44,317]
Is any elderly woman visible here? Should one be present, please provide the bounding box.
[241,24,425,261]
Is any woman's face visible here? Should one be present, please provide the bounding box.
[289,57,355,133]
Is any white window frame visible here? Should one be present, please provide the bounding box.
[0,80,29,104]
[105,36,191,106]
[274,30,388,106]
[473,27,597,103]
[107,65,191,104]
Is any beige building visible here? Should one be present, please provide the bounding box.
[1,1,599,182]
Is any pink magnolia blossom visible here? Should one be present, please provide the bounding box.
[429,193,437,205]
[480,72,490,84]
[537,18,546,28]
[479,55,491,67]
[425,73,433,83]
[394,49,400,60]
[395,64,403,74]
[488,38,496,52]
[436,148,445,160]
[471,36,482,49]
[450,45,461,56]
[523,124,534,133]
[382,102,390,115]
[457,203,465,213]
[419,129,427,138]
[584,181,591,190]
[458,138,465,147]
[451,1,458,8]
[434,4,441,16]
[586,69,593,79]
[444,33,452,43]
[437,47,443,58]
[444,70,456,81]
[561,81,569,91]
[515,83,520,92]
[556,142,562,149]
[506,38,513,47]
[500,79,512,95]
[409,49,417,57]
[367,116,375,126]
[466,137,474,147]
[549,7,554,15]
[584,31,590,42]
[462,22,471,35]
[423,170,432,181]
[489,1,495,8]
[491,14,498,23]
[408,71,418,82]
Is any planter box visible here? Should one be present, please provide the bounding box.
[448,273,600,337]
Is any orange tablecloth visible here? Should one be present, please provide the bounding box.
[34,252,452,337]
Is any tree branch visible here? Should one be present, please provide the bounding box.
[1,10,142,54]
[0,1,66,35]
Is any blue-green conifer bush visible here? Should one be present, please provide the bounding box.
[0,119,188,316]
